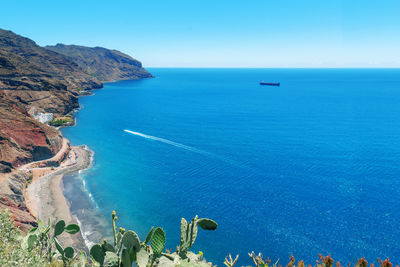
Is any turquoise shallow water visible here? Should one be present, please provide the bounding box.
[62,68,400,264]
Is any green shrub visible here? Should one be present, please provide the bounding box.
[0,210,49,267]
[49,117,74,127]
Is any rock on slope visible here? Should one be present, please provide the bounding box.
[46,44,153,82]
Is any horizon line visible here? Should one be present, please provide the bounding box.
[145,66,400,69]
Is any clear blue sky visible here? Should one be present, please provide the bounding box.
[1,0,399,67]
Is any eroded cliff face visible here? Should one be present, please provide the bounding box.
[46,44,153,82]
[0,172,37,232]
[0,28,104,174]
[0,29,103,116]
[0,92,63,172]
[0,29,96,230]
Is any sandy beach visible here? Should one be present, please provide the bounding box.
[25,145,92,248]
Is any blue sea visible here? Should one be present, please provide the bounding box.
[61,68,400,265]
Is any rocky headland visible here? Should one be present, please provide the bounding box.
[0,28,152,230]
[46,43,153,82]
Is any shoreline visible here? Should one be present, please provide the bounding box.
[22,86,106,248]
[21,78,150,248]
[22,86,100,247]
[25,145,93,249]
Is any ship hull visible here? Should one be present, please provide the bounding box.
[260,82,280,86]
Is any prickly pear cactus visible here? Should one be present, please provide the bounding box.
[178,216,218,259]
[90,244,106,265]
[136,247,151,267]
[89,211,217,267]
[122,230,141,251]
[145,226,154,244]
[179,216,199,258]
[197,218,218,230]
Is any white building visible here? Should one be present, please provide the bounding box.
[33,112,53,124]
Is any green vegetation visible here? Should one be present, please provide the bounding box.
[49,116,74,127]
[24,173,34,188]
[0,209,397,267]
[0,210,216,267]
[0,209,83,267]
[89,211,216,267]
[0,210,48,266]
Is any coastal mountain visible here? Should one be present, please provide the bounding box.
[0,28,151,229]
[0,28,101,174]
[46,44,153,82]
[0,29,103,115]
[0,28,152,173]
[0,29,93,227]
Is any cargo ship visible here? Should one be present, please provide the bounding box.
[260,81,280,86]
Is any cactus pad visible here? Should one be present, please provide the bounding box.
[179,216,199,258]
[197,218,218,230]
[122,230,141,251]
[54,220,65,236]
[64,247,74,259]
[136,248,150,267]
[65,223,80,234]
[121,248,132,267]
[27,234,38,251]
[145,226,154,244]
[54,238,64,256]
[90,244,105,265]
[151,227,166,256]
[102,241,115,252]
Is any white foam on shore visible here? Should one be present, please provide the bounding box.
[73,215,95,249]
[62,145,106,249]
[81,145,95,170]
[75,145,98,207]
[80,178,97,208]
[76,169,98,209]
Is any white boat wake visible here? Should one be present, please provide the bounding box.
[124,129,248,170]
[124,129,212,156]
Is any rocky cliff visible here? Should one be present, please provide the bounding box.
[0,29,103,116]
[0,28,152,173]
[0,28,152,229]
[0,171,37,231]
[0,86,64,173]
[46,44,153,82]
[0,28,102,173]
[0,92,62,230]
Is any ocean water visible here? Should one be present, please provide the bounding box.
[61,68,400,265]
